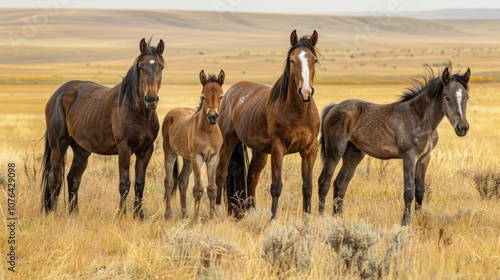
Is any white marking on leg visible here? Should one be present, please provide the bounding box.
[299,50,311,92]
[456,88,463,118]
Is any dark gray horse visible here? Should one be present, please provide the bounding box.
[318,64,471,225]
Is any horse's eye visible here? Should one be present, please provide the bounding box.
[289,59,294,64]
[314,58,318,63]
[445,96,450,102]
[220,96,223,100]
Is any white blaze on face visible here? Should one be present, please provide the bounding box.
[298,50,312,92]
[456,88,463,118]
[149,59,155,64]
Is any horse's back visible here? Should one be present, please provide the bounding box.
[323,99,402,159]
[219,81,270,151]
[47,80,111,113]
[45,80,119,154]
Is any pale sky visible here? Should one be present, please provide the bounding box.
[2,0,500,15]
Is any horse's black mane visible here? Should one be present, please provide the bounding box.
[399,63,469,102]
[196,74,219,112]
[268,35,318,106]
[119,38,165,105]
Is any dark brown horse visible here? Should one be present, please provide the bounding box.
[215,30,320,219]
[162,70,225,221]
[318,64,471,225]
[41,38,165,219]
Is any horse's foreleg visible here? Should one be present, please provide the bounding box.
[402,152,417,226]
[133,145,154,220]
[300,143,318,215]
[117,148,132,218]
[415,152,431,212]
[206,155,220,219]
[67,143,91,214]
[191,154,204,222]
[333,143,364,215]
[247,151,268,209]
[163,141,178,219]
[178,159,192,219]
[270,144,285,220]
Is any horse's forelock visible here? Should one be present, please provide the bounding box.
[118,44,165,106]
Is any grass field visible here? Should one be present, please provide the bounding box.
[1,9,500,279]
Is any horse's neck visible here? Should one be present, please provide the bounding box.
[409,90,444,131]
[193,107,213,133]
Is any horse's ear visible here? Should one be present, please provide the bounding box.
[463,67,471,83]
[442,67,450,85]
[310,30,318,46]
[199,70,207,85]
[139,38,148,53]
[290,30,298,46]
[157,39,164,54]
[218,69,225,85]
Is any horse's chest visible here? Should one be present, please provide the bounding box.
[274,120,318,153]
[125,122,159,153]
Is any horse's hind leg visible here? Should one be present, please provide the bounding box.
[45,138,70,212]
[247,151,268,209]
[333,142,364,215]
[215,136,239,216]
[178,159,192,219]
[318,143,346,215]
[133,145,154,220]
[67,141,91,214]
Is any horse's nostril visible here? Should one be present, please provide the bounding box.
[144,95,159,103]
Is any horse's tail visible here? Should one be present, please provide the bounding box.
[319,103,337,162]
[226,142,249,218]
[171,157,179,197]
[40,132,64,213]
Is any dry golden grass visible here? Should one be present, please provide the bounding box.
[1,8,500,279]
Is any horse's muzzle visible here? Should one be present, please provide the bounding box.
[207,112,218,125]
[144,96,159,109]
[454,123,469,137]
[298,87,314,102]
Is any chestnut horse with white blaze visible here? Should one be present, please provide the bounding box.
[215,30,320,219]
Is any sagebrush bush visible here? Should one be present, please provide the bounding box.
[261,218,414,279]
[472,170,500,199]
